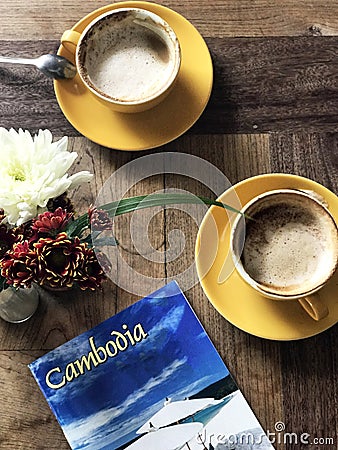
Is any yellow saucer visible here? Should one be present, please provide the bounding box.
[54,1,213,151]
[195,174,338,340]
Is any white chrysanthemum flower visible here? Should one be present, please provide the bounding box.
[0,128,93,225]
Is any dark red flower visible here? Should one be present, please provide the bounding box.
[31,208,73,236]
[88,206,113,232]
[47,193,75,214]
[15,220,35,243]
[34,232,84,289]
[1,241,39,288]
[76,246,107,291]
[0,223,20,259]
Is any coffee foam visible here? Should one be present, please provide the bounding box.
[81,13,176,102]
[241,194,338,296]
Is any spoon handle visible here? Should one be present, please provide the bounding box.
[0,56,38,66]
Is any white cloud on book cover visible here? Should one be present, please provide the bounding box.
[62,357,188,449]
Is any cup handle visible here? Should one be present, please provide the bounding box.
[61,29,81,54]
[298,293,328,321]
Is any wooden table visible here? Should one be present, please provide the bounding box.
[0,1,337,449]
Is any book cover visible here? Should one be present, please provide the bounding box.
[29,281,274,450]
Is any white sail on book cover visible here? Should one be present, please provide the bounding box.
[29,281,274,450]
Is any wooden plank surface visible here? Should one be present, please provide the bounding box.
[270,132,338,193]
[1,0,338,39]
[0,351,68,449]
[1,37,337,137]
[0,1,337,449]
[280,332,338,449]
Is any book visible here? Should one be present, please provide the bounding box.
[29,281,274,450]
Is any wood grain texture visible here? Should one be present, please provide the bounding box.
[0,0,338,39]
[0,351,69,449]
[269,132,338,193]
[0,40,71,135]
[198,36,338,134]
[280,330,338,450]
[1,36,337,138]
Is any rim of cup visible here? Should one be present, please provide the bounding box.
[230,188,338,299]
[75,7,181,107]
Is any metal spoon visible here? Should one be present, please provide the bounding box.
[0,53,77,79]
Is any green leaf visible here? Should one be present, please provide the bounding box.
[102,194,242,216]
[66,217,90,238]
[66,193,242,238]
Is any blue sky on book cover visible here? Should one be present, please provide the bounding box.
[29,281,231,449]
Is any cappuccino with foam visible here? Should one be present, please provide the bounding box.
[83,20,174,102]
[74,8,181,111]
[237,191,338,296]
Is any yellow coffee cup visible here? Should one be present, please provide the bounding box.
[230,189,338,321]
[61,8,181,113]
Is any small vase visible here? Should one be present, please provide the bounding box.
[0,285,39,323]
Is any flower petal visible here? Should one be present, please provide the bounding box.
[0,129,93,226]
